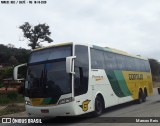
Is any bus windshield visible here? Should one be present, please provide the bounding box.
[29,45,71,63]
[25,45,72,104]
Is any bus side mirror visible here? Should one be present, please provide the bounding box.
[13,63,27,81]
[66,56,76,74]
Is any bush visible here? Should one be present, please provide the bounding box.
[0,67,13,86]
[0,97,10,104]
[0,83,3,88]
[0,91,24,105]
[7,91,18,100]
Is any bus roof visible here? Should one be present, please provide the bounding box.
[32,42,148,60]
[33,42,73,52]
[92,45,148,60]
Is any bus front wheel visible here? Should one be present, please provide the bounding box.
[93,95,104,117]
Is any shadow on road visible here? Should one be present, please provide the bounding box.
[41,101,137,124]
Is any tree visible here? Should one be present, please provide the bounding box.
[0,44,30,66]
[7,43,15,48]
[19,22,53,49]
[9,56,19,66]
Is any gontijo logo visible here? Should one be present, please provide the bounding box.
[129,74,143,80]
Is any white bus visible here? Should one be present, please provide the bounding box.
[14,42,153,117]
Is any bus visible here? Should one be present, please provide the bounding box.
[14,42,153,117]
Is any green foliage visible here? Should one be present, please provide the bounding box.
[7,91,18,100]
[0,67,13,84]
[19,22,53,49]
[0,97,10,104]
[0,92,24,105]
[0,44,30,83]
[9,56,19,65]
[0,83,3,88]
[0,44,31,66]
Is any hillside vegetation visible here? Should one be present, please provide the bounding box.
[0,44,31,86]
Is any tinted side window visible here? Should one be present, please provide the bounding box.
[116,54,127,70]
[75,45,89,67]
[104,52,118,70]
[125,57,136,71]
[134,58,147,72]
[91,49,105,69]
[139,59,146,71]
[134,58,140,71]
[144,60,150,72]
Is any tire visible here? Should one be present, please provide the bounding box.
[142,92,146,102]
[143,89,147,102]
[158,88,160,95]
[137,91,143,104]
[93,96,104,117]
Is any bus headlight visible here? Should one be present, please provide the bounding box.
[25,100,31,105]
[58,97,74,105]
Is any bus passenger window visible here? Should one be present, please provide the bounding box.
[91,49,105,69]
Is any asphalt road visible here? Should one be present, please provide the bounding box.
[1,88,160,126]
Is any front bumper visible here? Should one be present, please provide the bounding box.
[26,102,77,117]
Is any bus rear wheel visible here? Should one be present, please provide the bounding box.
[142,93,146,102]
[93,95,104,117]
[143,89,147,102]
[158,88,160,94]
[137,91,143,104]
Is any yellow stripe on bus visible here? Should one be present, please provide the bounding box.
[122,71,153,100]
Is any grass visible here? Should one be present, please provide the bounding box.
[0,91,25,116]
[0,103,25,116]
[0,91,24,105]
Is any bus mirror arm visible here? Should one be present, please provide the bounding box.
[13,63,27,81]
[66,56,76,74]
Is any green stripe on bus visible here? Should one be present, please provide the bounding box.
[105,70,124,97]
[114,71,132,96]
